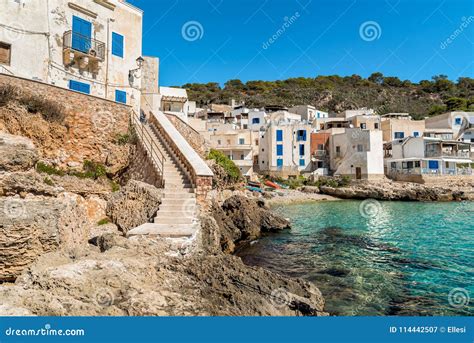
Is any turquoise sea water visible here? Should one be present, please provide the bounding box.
[237,200,474,316]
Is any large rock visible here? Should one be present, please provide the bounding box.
[0,230,326,316]
[319,180,473,201]
[0,133,38,172]
[0,193,104,281]
[211,195,290,253]
[106,180,162,233]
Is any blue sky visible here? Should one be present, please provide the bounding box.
[128,0,474,87]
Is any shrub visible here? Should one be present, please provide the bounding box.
[43,177,54,186]
[97,218,111,226]
[115,133,131,146]
[207,149,241,183]
[0,85,18,107]
[36,162,65,176]
[110,180,120,192]
[82,160,107,179]
[19,95,65,123]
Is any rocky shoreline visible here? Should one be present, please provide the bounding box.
[0,132,327,316]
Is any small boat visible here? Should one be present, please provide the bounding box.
[248,181,262,188]
[265,180,281,189]
[246,186,262,193]
[275,181,289,189]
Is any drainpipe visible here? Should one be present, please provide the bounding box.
[105,18,115,100]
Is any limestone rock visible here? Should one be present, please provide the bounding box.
[211,195,290,253]
[0,133,38,172]
[0,230,326,316]
[106,180,162,233]
[0,192,106,282]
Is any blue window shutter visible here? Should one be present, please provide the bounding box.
[299,159,305,167]
[277,144,283,156]
[428,160,439,169]
[277,159,283,167]
[112,32,124,58]
[299,144,305,156]
[394,132,405,139]
[69,80,90,94]
[276,130,283,142]
[115,90,127,104]
[302,130,307,141]
[72,16,92,53]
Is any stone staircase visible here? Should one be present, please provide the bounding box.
[127,114,199,238]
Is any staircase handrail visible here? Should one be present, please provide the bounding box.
[130,110,166,187]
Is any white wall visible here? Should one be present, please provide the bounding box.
[0,0,143,110]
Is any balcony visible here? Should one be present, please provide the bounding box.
[233,159,254,167]
[63,31,105,69]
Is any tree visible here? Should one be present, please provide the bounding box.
[383,76,403,87]
[224,79,245,90]
[368,72,384,85]
[432,75,453,92]
[445,97,467,111]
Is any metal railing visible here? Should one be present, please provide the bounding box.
[425,150,471,158]
[63,30,105,61]
[130,110,166,187]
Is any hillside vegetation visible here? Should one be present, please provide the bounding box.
[183,74,474,119]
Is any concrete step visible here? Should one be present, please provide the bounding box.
[161,197,196,205]
[154,217,195,225]
[164,184,193,190]
[127,223,197,238]
[162,192,195,198]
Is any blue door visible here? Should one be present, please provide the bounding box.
[72,16,92,53]
[428,160,439,170]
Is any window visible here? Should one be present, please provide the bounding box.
[243,124,248,129]
[112,32,124,58]
[297,130,307,141]
[428,160,439,169]
[415,161,421,168]
[454,117,462,125]
[252,118,260,124]
[240,154,244,160]
[0,42,11,65]
[357,144,364,152]
[115,90,127,104]
[402,161,414,169]
[374,123,379,129]
[276,144,283,156]
[413,131,420,137]
[72,16,92,53]
[239,138,245,145]
[336,146,341,157]
[217,140,221,145]
[299,144,305,156]
[277,159,283,167]
[318,144,324,150]
[394,132,405,139]
[360,123,367,129]
[391,162,397,169]
[276,129,283,142]
[69,80,90,94]
[299,159,305,167]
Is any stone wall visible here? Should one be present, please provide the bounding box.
[0,74,131,173]
[123,144,163,187]
[166,114,210,159]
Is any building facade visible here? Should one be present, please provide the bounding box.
[0,0,144,110]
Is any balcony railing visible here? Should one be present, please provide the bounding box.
[425,150,472,158]
[63,30,105,61]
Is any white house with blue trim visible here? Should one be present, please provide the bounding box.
[425,112,474,141]
[385,136,473,179]
[0,0,144,110]
[258,121,312,176]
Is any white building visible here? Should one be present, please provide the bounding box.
[289,105,328,122]
[337,108,375,119]
[258,122,312,176]
[0,0,144,110]
[248,110,266,131]
[386,137,473,179]
[425,112,474,140]
[159,86,189,121]
[329,128,384,180]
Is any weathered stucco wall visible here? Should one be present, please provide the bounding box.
[0,74,131,173]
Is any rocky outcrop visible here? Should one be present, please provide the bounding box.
[0,133,38,172]
[0,229,326,316]
[106,180,162,234]
[320,180,474,201]
[0,193,106,282]
[211,195,290,253]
